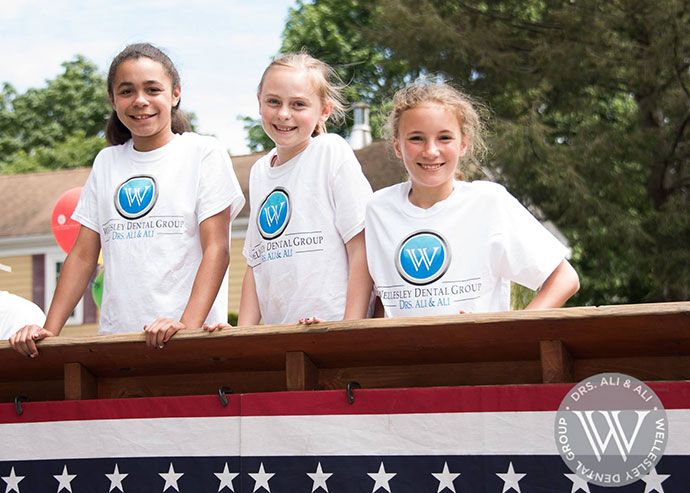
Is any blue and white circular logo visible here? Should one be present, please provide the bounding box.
[114,175,157,220]
[258,187,291,240]
[395,230,451,285]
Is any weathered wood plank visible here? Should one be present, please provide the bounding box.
[575,355,690,381]
[0,302,686,401]
[540,340,574,383]
[0,380,63,403]
[97,370,285,399]
[286,351,319,391]
[319,360,542,390]
[64,362,97,400]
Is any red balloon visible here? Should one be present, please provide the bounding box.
[51,187,82,254]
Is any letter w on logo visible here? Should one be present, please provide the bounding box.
[572,410,650,462]
[405,247,440,272]
[124,186,150,207]
[263,202,285,227]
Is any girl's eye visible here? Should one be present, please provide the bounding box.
[267,98,280,106]
[147,87,163,94]
[409,135,424,142]
[440,134,454,141]
[293,101,306,108]
[118,89,131,96]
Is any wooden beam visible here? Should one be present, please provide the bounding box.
[64,362,97,400]
[320,360,541,390]
[2,303,689,380]
[0,302,687,401]
[575,355,690,381]
[286,351,318,391]
[540,340,574,383]
[98,370,285,399]
[0,380,64,403]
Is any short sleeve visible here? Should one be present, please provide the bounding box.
[196,139,246,224]
[242,230,261,268]
[330,145,373,243]
[0,293,46,339]
[71,158,101,234]
[242,164,261,267]
[491,187,569,290]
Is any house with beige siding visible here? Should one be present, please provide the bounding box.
[0,141,402,336]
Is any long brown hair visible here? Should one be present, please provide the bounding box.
[105,43,191,145]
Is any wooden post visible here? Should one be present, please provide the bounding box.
[64,362,98,400]
[540,340,574,384]
[286,351,318,391]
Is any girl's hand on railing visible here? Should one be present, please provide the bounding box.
[203,323,231,332]
[144,318,186,349]
[9,325,54,358]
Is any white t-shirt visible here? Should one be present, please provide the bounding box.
[365,180,568,317]
[73,133,245,334]
[243,134,373,324]
[0,291,46,339]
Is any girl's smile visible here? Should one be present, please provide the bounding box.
[258,66,331,164]
[394,103,468,208]
[110,57,180,151]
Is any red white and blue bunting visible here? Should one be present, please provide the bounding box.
[1,383,689,492]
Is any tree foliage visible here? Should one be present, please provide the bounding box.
[281,0,414,135]
[238,115,274,153]
[382,0,690,303]
[278,0,690,304]
[0,56,110,173]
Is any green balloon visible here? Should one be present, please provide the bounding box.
[92,270,104,308]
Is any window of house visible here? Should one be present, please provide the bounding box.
[45,251,83,325]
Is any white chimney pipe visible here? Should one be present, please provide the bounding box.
[348,102,372,150]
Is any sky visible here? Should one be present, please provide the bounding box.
[0,0,297,155]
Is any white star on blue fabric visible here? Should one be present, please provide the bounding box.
[368,462,396,493]
[54,465,77,493]
[1,467,25,493]
[105,464,128,492]
[432,462,461,492]
[641,467,671,493]
[496,462,526,493]
[564,473,590,493]
[307,462,333,492]
[249,463,274,492]
[214,462,239,492]
[159,463,183,492]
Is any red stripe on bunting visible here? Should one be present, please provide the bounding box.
[242,381,690,416]
[0,394,240,423]
[0,381,688,424]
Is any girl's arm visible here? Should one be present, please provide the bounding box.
[238,267,261,326]
[145,207,231,348]
[343,231,373,320]
[525,259,580,310]
[10,226,100,357]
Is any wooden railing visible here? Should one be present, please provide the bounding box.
[1,302,688,402]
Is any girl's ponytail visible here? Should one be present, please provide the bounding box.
[105,111,132,146]
[171,106,192,135]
